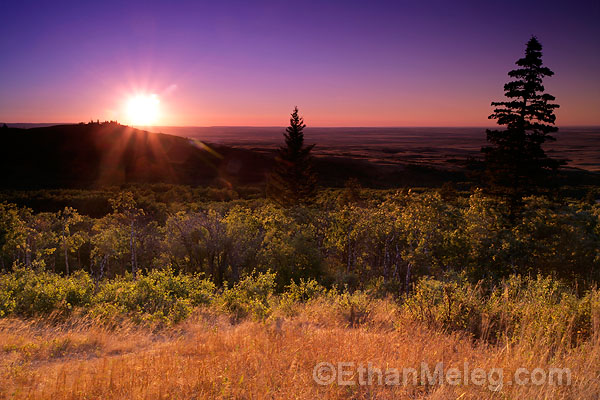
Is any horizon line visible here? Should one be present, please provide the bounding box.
[4,122,600,129]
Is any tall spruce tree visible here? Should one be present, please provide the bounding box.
[267,107,317,206]
[482,36,561,216]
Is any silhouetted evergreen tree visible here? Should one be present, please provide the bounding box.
[267,107,317,206]
[482,36,561,217]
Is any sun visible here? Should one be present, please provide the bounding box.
[126,94,160,126]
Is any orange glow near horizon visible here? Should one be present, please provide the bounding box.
[2,83,598,127]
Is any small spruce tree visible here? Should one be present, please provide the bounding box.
[482,36,561,217]
[267,107,317,206]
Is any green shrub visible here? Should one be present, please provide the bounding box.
[404,274,600,348]
[404,276,483,334]
[90,268,215,326]
[0,266,94,317]
[328,286,373,327]
[277,278,326,317]
[217,270,276,321]
[283,279,326,303]
[364,276,401,298]
[484,275,595,349]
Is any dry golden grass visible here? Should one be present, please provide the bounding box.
[1,300,598,400]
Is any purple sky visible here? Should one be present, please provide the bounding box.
[1,0,599,126]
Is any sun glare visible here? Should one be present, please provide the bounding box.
[126,94,160,126]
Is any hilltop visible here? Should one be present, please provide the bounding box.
[0,123,271,189]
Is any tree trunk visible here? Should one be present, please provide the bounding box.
[63,226,69,275]
[25,237,31,267]
[100,254,107,280]
[130,221,136,279]
[405,263,412,293]
[346,232,352,273]
[383,239,390,281]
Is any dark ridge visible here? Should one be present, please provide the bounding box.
[0,123,271,189]
[0,123,471,190]
[1,123,595,190]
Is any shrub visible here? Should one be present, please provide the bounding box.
[0,266,94,317]
[328,286,373,327]
[90,268,215,326]
[484,275,596,349]
[283,278,326,303]
[277,278,326,317]
[404,274,600,349]
[217,270,276,321]
[403,276,483,334]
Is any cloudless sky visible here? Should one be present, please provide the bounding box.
[1,0,599,126]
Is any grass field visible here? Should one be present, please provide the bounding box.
[2,297,598,400]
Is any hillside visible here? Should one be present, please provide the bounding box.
[0,123,475,190]
[0,123,272,188]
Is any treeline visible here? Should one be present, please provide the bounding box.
[1,188,598,291]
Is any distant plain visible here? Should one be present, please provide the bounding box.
[150,126,600,172]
